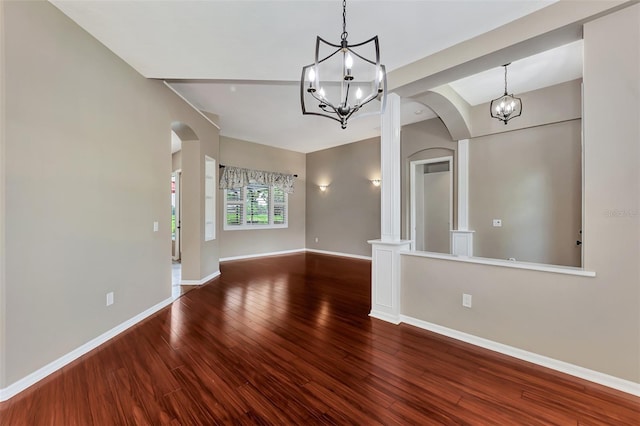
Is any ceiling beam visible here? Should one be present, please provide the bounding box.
[389,0,637,99]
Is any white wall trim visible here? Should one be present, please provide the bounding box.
[369,239,412,323]
[409,156,454,252]
[163,82,221,130]
[399,315,640,397]
[180,270,220,285]
[220,249,306,262]
[0,297,174,402]
[450,230,474,257]
[305,248,371,261]
[401,250,596,277]
[370,310,401,325]
[457,139,470,230]
[220,249,370,263]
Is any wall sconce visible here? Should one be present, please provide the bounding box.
[371,179,381,187]
[319,184,328,192]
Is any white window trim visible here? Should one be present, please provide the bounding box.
[204,156,216,241]
[223,184,288,231]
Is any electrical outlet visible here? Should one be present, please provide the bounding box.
[492,219,502,227]
[462,293,472,308]
[106,292,114,306]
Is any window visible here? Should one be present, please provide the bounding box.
[224,184,288,230]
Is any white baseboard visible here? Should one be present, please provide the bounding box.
[0,297,174,402]
[399,315,640,397]
[219,248,371,263]
[369,310,401,325]
[180,270,220,285]
[220,249,305,262]
[306,248,372,261]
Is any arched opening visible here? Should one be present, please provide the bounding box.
[402,89,468,255]
[410,87,472,141]
[170,121,200,298]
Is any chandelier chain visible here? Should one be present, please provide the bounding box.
[341,0,348,41]
[504,65,508,95]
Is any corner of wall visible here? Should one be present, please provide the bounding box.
[0,0,6,389]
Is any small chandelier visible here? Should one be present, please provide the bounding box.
[300,0,386,129]
[490,63,522,125]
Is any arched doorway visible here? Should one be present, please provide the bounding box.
[170,121,200,298]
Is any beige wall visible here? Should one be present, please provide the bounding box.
[306,137,381,257]
[422,171,452,253]
[219,136,305,259]
[0,0,7,389]
[404,80,583,265]
[180,139,202,279]
[469,119,582,266]
[173,124,220,281]
[469,79,582,138]
[2,0,219,388]
[402,4,640,383]
[172,150,182,172]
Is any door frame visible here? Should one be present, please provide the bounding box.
[410,156,453,252]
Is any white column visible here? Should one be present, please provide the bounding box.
[457,139,469,230]
[369,93,411,324]
[451,139,474,256]
[380,94,402,241]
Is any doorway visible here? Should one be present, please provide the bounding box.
[171,170,182,291]
[171,170,181,262]
[410,157,453,253]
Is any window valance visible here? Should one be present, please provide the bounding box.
[219,166,296,193]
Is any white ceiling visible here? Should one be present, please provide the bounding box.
[449,40,583,106]
[50,0,565,153]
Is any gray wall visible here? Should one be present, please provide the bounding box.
[2,1,219,387]
[306,137,381,257]
[402,4,640,383]
[219,136,306,259]
[469,119,582,266]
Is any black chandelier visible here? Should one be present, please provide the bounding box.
[300,0,386,129]
[490,63,522,125]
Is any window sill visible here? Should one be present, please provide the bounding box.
[223,224,288,231]
[400,250,596,277]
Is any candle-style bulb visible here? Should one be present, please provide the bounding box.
[345,53,353,70]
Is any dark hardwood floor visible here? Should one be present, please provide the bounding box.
[1,253,638,425]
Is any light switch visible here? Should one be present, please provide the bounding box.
[462,294,472,308]
[153,221,159,232]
